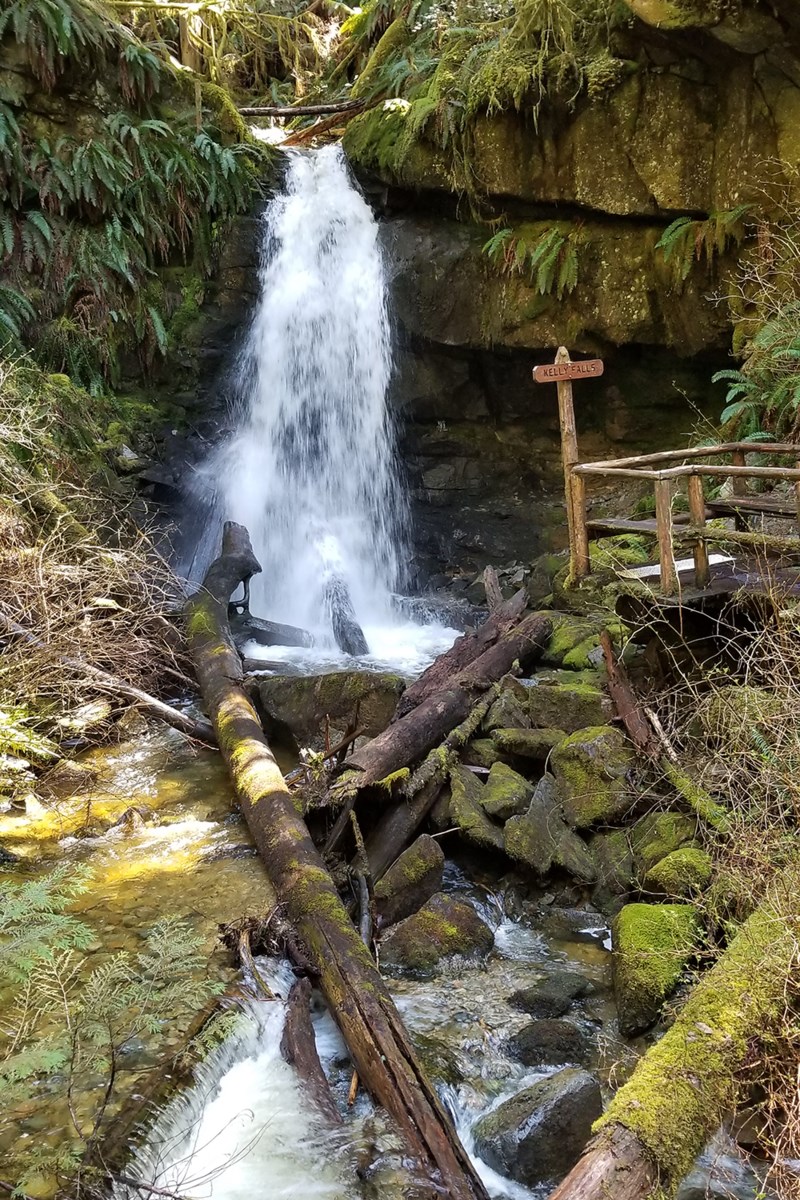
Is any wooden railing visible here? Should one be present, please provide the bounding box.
[569,443,800,594]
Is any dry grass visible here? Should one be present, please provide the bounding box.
[0,356,184,792]
[645,586,800,1194]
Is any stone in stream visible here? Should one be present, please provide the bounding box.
[509,970,593,1018]
[480,761,533,821]
[504,774,596,882]
[374,834,444,928]
[612,901,700,1035]
[256,671,404,749]
[448,764,505,853]
[379,891,494,976]
[507,1019,590,1067]
[643,846,713,898]
[551,725,636,828]
[472,1067,603,1187]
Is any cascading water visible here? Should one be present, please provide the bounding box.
[197,145,407,647]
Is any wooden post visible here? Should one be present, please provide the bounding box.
[731,448,747,496]
[570,471,590,578]
[554,347,581,578]
[687,473,709,589]
[795,457,800,532]
[654,478,677,596]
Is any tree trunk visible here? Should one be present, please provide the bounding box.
[550,864,800,1200]
[186,522,489,1200]
[281,978,342,1126]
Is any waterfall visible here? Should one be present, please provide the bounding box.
[200,145,407,643]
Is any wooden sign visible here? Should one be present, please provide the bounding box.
[533,358,604,383]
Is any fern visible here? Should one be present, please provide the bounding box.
[483,222,582,299]
[657,205,754,289]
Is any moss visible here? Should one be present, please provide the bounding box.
[526,674,611,732]
[480,761,533,820]
[351,17,410,99]
[379,891,494,975]
[631,811,697,875]
[598,877,799,1184]
[449,764,505,852]
[643,846,712,897]
[551,726,635,828]
[612,901,700,1035]
[491,726,567,758]
[200,80,250,143]
[662,759,730,833]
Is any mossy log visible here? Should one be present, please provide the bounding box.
[394,586,527,719]
[550,864,800,1200]
[186,522,489,1200]
[281,977,342,1126]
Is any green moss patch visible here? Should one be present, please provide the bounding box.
[643,847,713,898]
[612,901,700,1035]
[551,726,636,828]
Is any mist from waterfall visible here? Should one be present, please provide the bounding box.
[201,145,407,643]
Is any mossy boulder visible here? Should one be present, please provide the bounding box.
[490,726,568,758]
[589,829,635,914]
[631,811,697,876]
[448,764,505,853]
[643,847,713,898]
[480,762,533,821]
[482,685,532,733]
[257,671,404,748]
[509,970,593,1018]
[541,612,627,671]
[374,834,444,928]
[551,726,636,829]
[462,737,505,768]
[612,902,700,1035]
[379,892,494,976]
[507,1019,590,1068]
[504,774,596,882]
[472,1068,602,1187]
[525,673,613,733]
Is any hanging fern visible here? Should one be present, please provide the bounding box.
[656,204,754,289]
[483,223,582,300]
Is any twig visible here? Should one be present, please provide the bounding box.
[107,1173,192,1200]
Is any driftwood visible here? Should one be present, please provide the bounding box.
[551,862,800,1200]
[230,610,313,650]
[394,587,526,719]
[482,566,503,611]
[185,522,489,1200]
[0,610,216,746]
[280,978,342,1126]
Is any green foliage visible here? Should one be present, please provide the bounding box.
[713,308,800,440]
[482,223,581,298]
[0,0,269,386]
[338,0,630,199]
[656,204,753,289]
[0,865,222,1189]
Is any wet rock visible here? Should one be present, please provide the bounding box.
[374,834,444,928]
[504,775,596,882]
[643,847,713,898]
[257,671,404,749]
[677,1128,778,1200]
[448,765,505,853]
[589,829,635,914]
[473,1067,603,1187]
[490,726,567,758]
[462,737,505,768]
[37,758,97,801]
[379,892,494,976]
[551,726,636,828]
[0,844,20,864]
[482,684,532,733]
[507,1019,590,1067]
[612,901,700,1036]
[631,811,698,879]
[509,970,593,1017]
[480,762,533,821]
[539,906,609,945]
[524,672,613,733]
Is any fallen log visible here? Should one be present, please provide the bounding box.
[394,586,526,719]
[281,977,342,1126]
[230,610,313,650]
[0,610,216,746]
[550,863,800,1200]
[186,522,489,1200]
[238,100,365,117]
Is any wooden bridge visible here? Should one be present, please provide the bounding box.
[539,348,800,601]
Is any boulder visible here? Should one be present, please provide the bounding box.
[551,726,636,828]
[482,685,531,733]
[473,1068,603,1187]
[612,902,700,1035]
[257,671,404,748]
[589,828,635,913]
[490,727,567,758]
[524,672,613,732]
[480,761,533,821]
[643,846,713,898]
[509,970,593,1017]
[507,1019,590,1067]
[374,835,444,928]
[631,811,697,876]
[448,764,505,853]
[462,738,504,768]
[379,892,495,976]
[504,775,596,882]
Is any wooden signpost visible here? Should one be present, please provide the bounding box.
[533,347,603,580]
